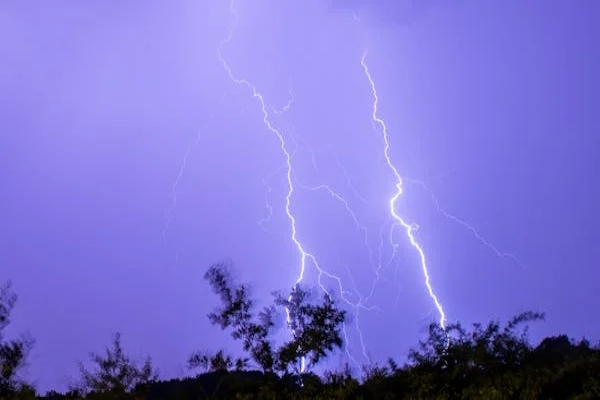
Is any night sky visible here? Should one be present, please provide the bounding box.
[1,0,599,393]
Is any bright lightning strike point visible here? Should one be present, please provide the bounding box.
[360,51,447,329]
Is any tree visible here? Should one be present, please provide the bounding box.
[527,335,600,399]
[0,281,34,397]
[405,311,545,398]
[274,286,346,375]
[197,262,347,377]
[201,263,276,374]
[76,332,158,397]
[188,349,248,373]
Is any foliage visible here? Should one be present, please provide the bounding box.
[74,332,158,398]
[188,349,248,373]
[0,281,34,398]
[202,263,276,373]
[1,270,599,399]
[197,262,346,377]
[402,311,545,398]
[274,286,346,374]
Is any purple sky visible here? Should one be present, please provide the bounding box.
[1,0,599,393]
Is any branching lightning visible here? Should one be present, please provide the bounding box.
[217,0,376,372]
[161,0,527,374]
[360,51,447,328]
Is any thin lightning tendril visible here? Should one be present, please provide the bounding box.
[162,136,198,240]
[409,179,526,269]
[360,51,447,329]
[162,92,229,242]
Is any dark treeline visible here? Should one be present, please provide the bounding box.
[2,264,600,400]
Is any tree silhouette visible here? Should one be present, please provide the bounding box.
[0,281,34,397]
[30,303,600,399]
[201,263,276,374]
[404,311,545,398]
[274,286,346,375]
[197,262,346,377]
[3,264,599,400]
[75,332,158,398]
[188,349,248,373]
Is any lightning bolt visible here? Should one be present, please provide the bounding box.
[214,1,447,372]
[162,1,529,376]
[360,51,447,329]
[218,0,376,373]
[217,2,312,286]
[158,0,453,374]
